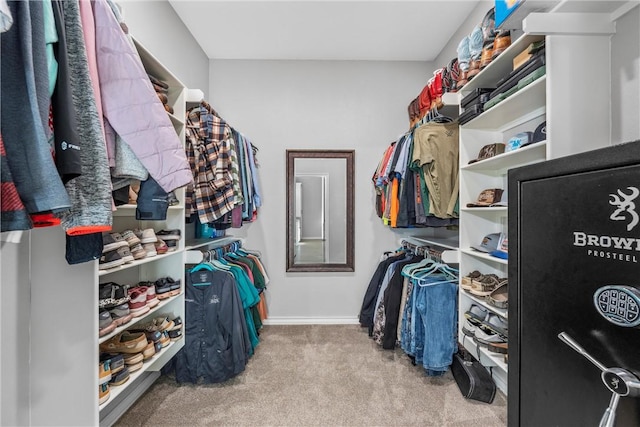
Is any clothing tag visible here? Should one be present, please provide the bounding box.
[192,271,213,286]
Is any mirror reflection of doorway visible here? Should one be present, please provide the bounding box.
[294,174,328,263]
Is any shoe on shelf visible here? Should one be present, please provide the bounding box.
[473,327,507,347]
[100,331,147,354]
[464,304,488,326]
[153,316,175,332]
[98,383,110,405]
[155,238,169,255]
[109,365,130,386]
[120,229,141,247]
[461,318,477,337]
[486,281,508,309]
[155,277,180,298]
[165,240,178,252]
[108,303,133,327]
[154,341,163,354]
[156,229,181,241]
[99,282,130,309]
[128,359,144,373]
[128,289,150,318]
[98,360,111,385]
[122,352,143,366]
[146,286,159,308]
[99,310,116,337]
[130,243,146,260]
[159,331,171,348]
[116,245,134,264]
[142,341,156,361]
[143,243,157,258]
[480,312,508,338]
[470,274,500,297]
[99,250,125,270]
[168,327,182,341]
[461,270,482,291]
[170,316,182,330]
[167,191,179,206]
[140,228,158,244]
[488,341,508,354]
[100,353,125,375]
[102,232,129,253]
[155,279,173,300]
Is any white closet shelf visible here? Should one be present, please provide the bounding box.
[184,236,242,251]
[460,249,509,265]
[168,112,185,127]
[99,339,183,413]
[460,291,508,319]
[462,141,548,174]
[460,206,508,213]
[99,292,183,344]
[403,235,459,251]
[112,205,182,217]
[99,251,182,276]
[462,76,546,131]
[461,33,545,93]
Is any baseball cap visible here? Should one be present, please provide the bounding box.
[466,188,504,207]
[489,232,508,259]
[506,132,533,152]
[522,121,546,147]
[468,143,505,164]
[472,233,501,253]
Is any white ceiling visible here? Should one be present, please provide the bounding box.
[168,0,481,61]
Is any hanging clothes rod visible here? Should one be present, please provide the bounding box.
[399,237,460,264]
[185,237,245,264]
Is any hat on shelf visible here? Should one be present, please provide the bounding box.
[489,232,508,259]
[471,233,501,253]
[468,143,505,164]
[522,121,546,147]
[506,132,533,152]
[467,188,505,207]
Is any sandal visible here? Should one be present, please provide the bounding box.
[470,274,499,296]
[480,312,508,338]
[487,280,508,309]
[461,270,482,290]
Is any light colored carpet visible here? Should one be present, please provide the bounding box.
[115,325,507,426]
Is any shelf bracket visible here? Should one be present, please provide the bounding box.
[523,12,616,35]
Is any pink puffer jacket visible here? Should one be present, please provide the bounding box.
[93,0,192,193]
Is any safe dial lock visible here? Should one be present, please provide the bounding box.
[558,332,640,427]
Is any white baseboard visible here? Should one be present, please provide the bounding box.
[263,316,359,325]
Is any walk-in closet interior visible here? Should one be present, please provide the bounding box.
[1,0,639,425]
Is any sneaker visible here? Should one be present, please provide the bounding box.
[98,383,110,405]
[98,360,111,385]
[155,229,181,241]
[473,327,507,347]
[108,303,133,327]
[464,304,488,326]
[165,240,178,252]
[134,285,159,309]
[170,316,182,330]
[140,228,157,244]
[159,331,171,348]
[128,289,150,317]
[153,316,174,332]
[143,243,157,258]
[99,282,130,309]
[102,232,129,253]
[169,279,181,296]
[116,245,134,263]
[122,352,144,366]
[142,341,156,360]
[154,341,163,354]
[109,365,130,386]
[99,250,125,270]
[100,353,125,375]
[120,229,141,247]
[128,359,144,373]
[168,327,182,341]
[155,279,173,300]
[130,243,146,260]
[99,331,148,354]
[99,310,115,337]
[167,191,179,206]
[154,238,168,255]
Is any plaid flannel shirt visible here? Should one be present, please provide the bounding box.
[185,103,237,223]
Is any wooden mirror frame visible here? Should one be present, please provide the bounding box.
[286,149,355,272]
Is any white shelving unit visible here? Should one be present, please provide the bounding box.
[29,39,189,427]
[457,9,615,394]
[457,32,548,396]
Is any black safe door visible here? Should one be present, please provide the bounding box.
[515,164,640,426]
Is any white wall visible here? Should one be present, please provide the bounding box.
[120,0,210,98]
[611,5,640,145]
[209,59,434,321]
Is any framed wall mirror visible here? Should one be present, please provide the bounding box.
[286,149,354,272]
